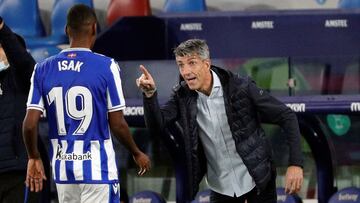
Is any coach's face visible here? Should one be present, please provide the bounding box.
[176,53,212,95]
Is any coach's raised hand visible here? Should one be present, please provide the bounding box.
[136,65,157,98]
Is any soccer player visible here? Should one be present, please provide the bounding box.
[22,4,151,203]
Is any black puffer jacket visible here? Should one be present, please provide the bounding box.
[144,66,303,199]
[0,24,35,173]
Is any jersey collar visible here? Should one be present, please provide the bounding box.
[61,47,92,53]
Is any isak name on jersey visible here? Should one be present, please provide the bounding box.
[58,60,84,72]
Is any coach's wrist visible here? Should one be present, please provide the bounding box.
[144,88,156,98]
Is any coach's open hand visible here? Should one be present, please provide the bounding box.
[285,165,303,194]
[133,151,151,176]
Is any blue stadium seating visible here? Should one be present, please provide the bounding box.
[130,191,166,203]
[51,0,94,41]
[163,0,207,12]
[0,0,45,38]
[27,0,94,48]
[338,0,360,8]
[328,187,360,203]
[29,46,61,63]
[277,187,303,203]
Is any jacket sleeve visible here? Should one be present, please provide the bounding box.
[0,24,36,93]
[247,79,304,167]
[143,91,179,135]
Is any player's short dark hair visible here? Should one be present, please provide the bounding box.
[66,4,97,35]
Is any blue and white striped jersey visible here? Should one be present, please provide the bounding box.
[27,48,125,184]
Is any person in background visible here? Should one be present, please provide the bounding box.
[22,4,150,203]
[137,39,303,203]
[0,17,50,203]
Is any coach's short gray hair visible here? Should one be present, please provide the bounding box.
[173,39,210,60]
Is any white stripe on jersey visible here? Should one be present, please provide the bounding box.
[27,105,44,112]
[91,140,101,180]
[106,88,112,110]
[104,138,118,180]
[26,64,36,107]
[60,140,68,181]
[108,60,126,111]
[27,64,45,111]
[51,139,58,180]
[73,141,84,181]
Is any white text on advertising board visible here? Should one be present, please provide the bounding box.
[351,102,360,112]
[180,23,202,31]
[286,103,306,112]
[338,193,358,201]
[133,198,151,203]
[124,106,144,116]
[251,21,274,29]
[325,19,348,28]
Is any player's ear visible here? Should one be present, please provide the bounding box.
[92,23,96,36]
[65,25,69,37]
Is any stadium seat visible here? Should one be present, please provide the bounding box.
[0,0,45,38]
[328,187,360,203]
[130,191,166,203]
[277,188,303,203]
[106,0,151,26]
[163,0,207,13]
[29,46,61,63]
[338,0,360,8]
[192,189,211,203]
[27,0,94,48]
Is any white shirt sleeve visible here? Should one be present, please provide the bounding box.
[106,59,126,112]
[26,64,45,112]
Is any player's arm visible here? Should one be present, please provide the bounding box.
[108,110,151,175]
[22,65,47,192]
[23,109,42,159]
[23,109,47,192]
[107,60,151,175]
[24,65,43,156]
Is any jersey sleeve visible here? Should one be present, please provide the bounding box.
[26,64,45,112]
[106,59,126,112]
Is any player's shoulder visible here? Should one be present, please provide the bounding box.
[91,52,116,64]
[61,48,114,64]
[35,54,58,71]
[90,52,119,73]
